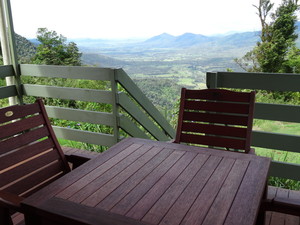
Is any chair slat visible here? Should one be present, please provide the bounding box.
[180,133,246,150]
[22,173,66,198]
[183,111,248,126]
[0,103,41,124]
[184,100,250,114]
[0,138,55,171]
[0,150,61,188]
[184,89,251,102]
[181,122,247,138]
[0,114,44,139]
[0,126,49,155]
[3,161,65,196]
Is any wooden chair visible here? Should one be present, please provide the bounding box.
[174,88,256,153]
[0,99,94,225]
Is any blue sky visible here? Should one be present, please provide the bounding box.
[10,0,284,39]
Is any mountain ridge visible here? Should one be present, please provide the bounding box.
[140,31,259,49]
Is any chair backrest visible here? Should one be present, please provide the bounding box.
[0,99,70,198]
[174,88,255,153]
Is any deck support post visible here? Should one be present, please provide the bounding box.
[0,0,22,104]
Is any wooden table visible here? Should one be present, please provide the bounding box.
[22,138,271,225]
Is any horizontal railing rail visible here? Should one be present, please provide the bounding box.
[0,65,18,100]
[207,71,300,181]
[0,64,174,150]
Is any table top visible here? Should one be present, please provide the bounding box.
[22,138,271,225]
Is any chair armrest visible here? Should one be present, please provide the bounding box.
[0,190,24,212]
[261,196,300,217]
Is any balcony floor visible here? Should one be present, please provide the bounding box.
[266,186,300,225]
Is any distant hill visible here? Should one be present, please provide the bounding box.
[0,34,36,63]
[140,31,258,49]
[73,21,300,72]
[15,34,36,63]
[142,32,215,48]
[81,53,125,67]
[73,30,262,59]
[140,21,300,49]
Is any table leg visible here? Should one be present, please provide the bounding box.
[0,208,13,225]
[256,183,269,225]
[24,212,42,225]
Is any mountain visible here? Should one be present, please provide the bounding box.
[143,33,176,48]
[175,33,212,46]
[140,31,258,49]
[9,34,36,63]
[141,32,213,48]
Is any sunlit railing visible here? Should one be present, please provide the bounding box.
[0,64,175,150]
[207,71,300,181]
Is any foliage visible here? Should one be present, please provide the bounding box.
[21,76,113,152]
[15,33,36,63]
[236,0,300,73]
[0,33,36,64]
[133,78,181,111]
[31,28,82,66]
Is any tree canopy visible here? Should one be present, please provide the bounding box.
[31,28,82,66]
[236,0,300,73]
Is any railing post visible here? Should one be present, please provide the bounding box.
[0,0,22,104]
[206,72,218,89]
[111,69,120,143]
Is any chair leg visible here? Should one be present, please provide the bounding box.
[0,207,13,225]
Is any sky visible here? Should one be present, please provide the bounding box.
[10,0,284,40]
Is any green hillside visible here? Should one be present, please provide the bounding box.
[0,33,36,64]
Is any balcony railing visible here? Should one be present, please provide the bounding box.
[0,64,175,150]
[207,72,300,181]
[1,65,300,182]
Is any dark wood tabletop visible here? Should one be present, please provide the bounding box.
[22,138,271,225]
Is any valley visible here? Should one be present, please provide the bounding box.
[76,31,259,109]
[79,31,259,89]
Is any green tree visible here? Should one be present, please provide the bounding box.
[235,0,299,73]
[32,28,82,66]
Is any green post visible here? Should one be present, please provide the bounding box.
[1,0,22,104]
[206,72,218,89]
[111,69,120,143]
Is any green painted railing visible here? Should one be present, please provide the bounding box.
[2,65,299,181]
[0,64,175,149]
[207,71,300,181]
